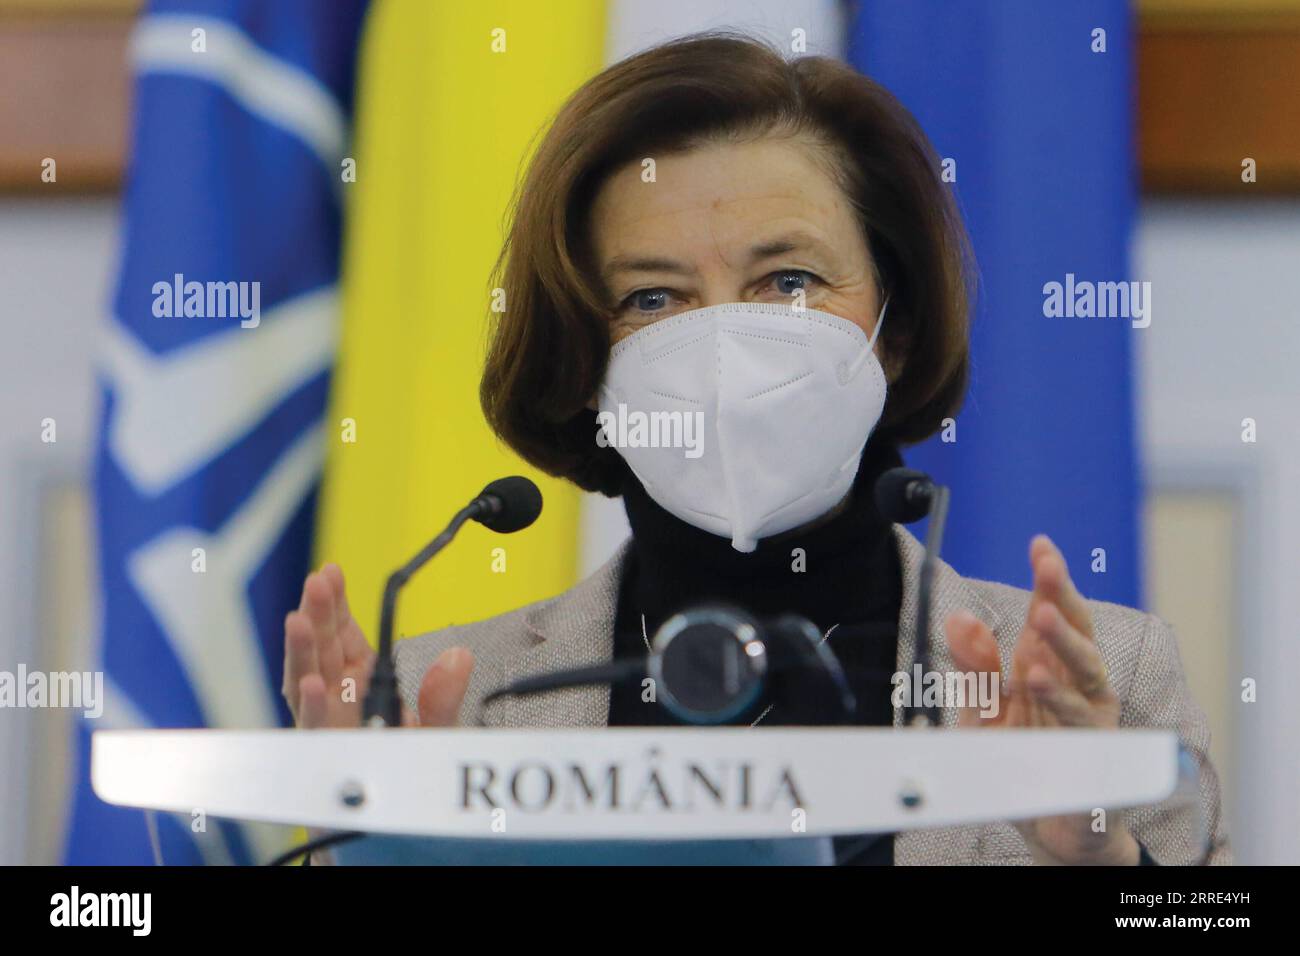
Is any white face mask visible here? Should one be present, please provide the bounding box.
[596,300,889,552]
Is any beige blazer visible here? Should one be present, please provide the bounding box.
[395,525,1231,865]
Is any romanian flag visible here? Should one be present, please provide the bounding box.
[316,1,609,640]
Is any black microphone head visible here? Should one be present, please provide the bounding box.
[874,467,933,524]
[474,476,543,533]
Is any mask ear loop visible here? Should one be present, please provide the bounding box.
[843,296,890,382]
[867,296,889,350]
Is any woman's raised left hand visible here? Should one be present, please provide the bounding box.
[944,534,1140,865]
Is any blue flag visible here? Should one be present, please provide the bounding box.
[67,0,367,864]
[848,0,1141,607]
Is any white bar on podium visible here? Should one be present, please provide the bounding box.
[92,727,1179,839]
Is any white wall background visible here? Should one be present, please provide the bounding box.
[0,197,117,863]
[1134,198,1300,865]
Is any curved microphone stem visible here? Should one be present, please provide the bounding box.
[907,484,949,728]
[363,502,485,728]
[481,659,647,711]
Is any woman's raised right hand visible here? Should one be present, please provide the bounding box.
[282,563,473,728]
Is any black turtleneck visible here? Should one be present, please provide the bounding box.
[607,434,905,865]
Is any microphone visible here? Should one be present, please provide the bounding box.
[874,467,937,524]
[474,475,543,533]
[484,605,856,725]
[873,466,950,727]
[362,476,543,727]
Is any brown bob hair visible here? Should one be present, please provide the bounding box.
[481,32,973,496]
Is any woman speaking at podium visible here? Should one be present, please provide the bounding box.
[281,33,1228,866]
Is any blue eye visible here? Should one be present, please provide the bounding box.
[628,289,669,312]
[774,271,811,295]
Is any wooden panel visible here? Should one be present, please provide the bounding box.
[2,1,1298,196]
[1139,0,1300,31]
[0,1,138,11]
[0,9,135,192]
[1138,3,1300,193]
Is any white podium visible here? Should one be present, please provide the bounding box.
[92,727,1187,845]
